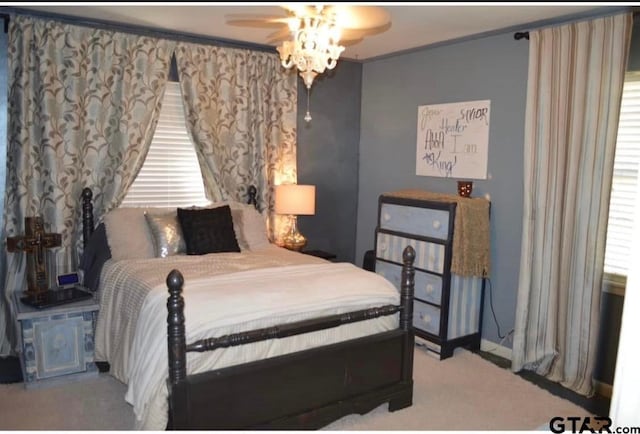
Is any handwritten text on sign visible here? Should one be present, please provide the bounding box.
[416,100,490,179]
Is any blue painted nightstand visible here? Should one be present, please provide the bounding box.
[12,291,99,389]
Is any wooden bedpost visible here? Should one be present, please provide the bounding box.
[167,269,187,385]
[399,246,415,388]
[81,188,94,248]
[400,246,415,331]
[247,185,258,209]
[388,245,415,412]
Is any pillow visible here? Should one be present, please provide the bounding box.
[103,208,155,260]
[78,223,112,292]
[102,206,174,261]
[196,201,270,251]
[177,205,241,255]
[229,208,247,250]
[145,212,186,258]
[236,207,270,250]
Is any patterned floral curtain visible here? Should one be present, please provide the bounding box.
[0,15,175,355]
[175,42,297,239]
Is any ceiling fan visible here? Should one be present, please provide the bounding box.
[225,4,392,48]
[226,4,392,122]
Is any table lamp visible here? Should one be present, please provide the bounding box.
[275,184,316,251]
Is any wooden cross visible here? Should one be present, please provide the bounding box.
[7,217,62,295]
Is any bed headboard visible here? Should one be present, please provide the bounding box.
[80,186,260,249]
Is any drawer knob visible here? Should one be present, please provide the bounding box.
[379,242,387,252]
[421,313,432,324]
[426,284,434,294]
[382,213,391,222]
[432,220,441,229]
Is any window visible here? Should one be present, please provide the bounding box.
[604,73,640,284]
[122,81,208,208]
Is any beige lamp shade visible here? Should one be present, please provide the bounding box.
[275,184,316,215]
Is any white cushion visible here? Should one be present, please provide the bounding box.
[207,201,270,251]
[238,207,270,250]
[103,207,173,261]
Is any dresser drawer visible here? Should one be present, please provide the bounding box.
[380,203,450,241]
[375,260,442,305]
[413,300,440,336]
[376,232,445,274]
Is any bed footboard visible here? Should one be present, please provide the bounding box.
[166,246,416,430]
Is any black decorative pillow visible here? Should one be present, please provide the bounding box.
[177,205,241,255]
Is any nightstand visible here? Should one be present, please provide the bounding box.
[302,249,337,261]
[12,290,99,389]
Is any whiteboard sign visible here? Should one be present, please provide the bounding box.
[416,100,490,179]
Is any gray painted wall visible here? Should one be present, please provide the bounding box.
[296,60,362,263]
[356,32,529,345]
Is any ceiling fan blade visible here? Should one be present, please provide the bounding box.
[225,14,291,29]
[280,4,316,17]
[337,28,379,40]
[324,5,391,30]
[266,28,292,44]
[340,37,364,47]
[342,22,392,38]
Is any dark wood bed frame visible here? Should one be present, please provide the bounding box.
[81,186,416,430]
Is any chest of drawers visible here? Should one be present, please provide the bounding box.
[374,191,488,360]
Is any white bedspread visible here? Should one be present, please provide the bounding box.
[94,245,400,430]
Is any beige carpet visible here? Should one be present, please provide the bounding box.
[0,347,590,431]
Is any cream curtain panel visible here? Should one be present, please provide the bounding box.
[512,12,632,396]
[175,43,297,239]
[0,15,175,355]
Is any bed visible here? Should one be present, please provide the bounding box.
[79,186,416,430]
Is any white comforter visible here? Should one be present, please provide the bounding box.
[94,245,400,430]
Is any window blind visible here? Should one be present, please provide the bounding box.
[604,75,640,277]
[122,82,208,208]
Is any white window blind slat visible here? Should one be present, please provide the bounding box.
[604,75,640,277]
[122,82,208,208]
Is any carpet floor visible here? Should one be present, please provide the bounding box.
[0,347,590,431]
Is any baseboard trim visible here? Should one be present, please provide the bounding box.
[480,339,512,361]
[595,380,613,398]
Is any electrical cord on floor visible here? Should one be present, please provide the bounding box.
[486,277,507,340]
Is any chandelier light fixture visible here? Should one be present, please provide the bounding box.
[226,5,391,123]
[277,5,345,122]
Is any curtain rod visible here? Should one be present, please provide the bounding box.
[514,32,529,41]
[0,7,276,53]
[514,7,637,41]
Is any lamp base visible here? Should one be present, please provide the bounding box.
[283,216,307,252]
[283,237,307,252]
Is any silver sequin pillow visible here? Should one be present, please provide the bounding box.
[144,212,186,258]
